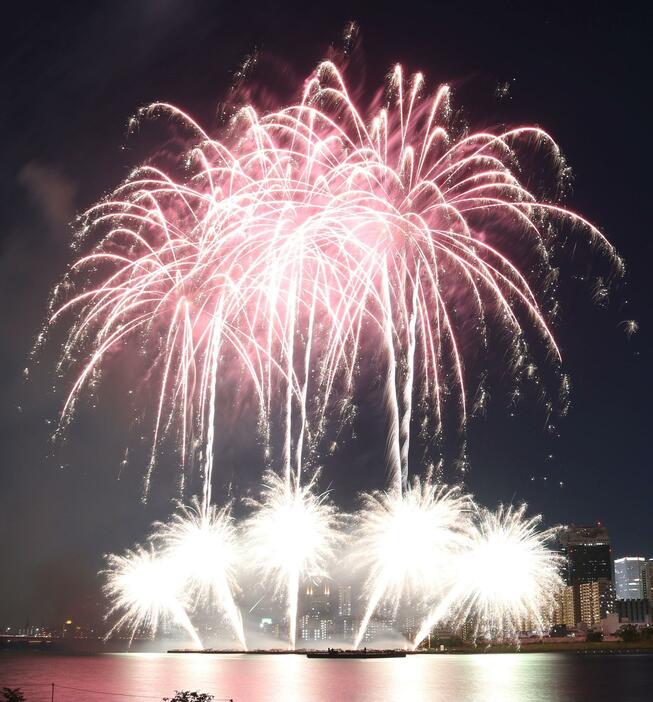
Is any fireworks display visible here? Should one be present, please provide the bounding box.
[352,479,474,648]
[244,470,341,648]
[151,498,246,648]
[48,48,616,649]
[412,504,564,648]
[103,544,203,648]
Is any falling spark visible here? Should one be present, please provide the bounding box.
[244,470,341,648]
[619,319,639,339]
[353,478,474,647]
[103,544,202,648]
[152,498,246,648]
[413,504,563,648]
[48,60,616,499]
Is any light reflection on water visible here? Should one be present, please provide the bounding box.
[1,652,652,702]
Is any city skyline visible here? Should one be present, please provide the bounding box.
[4,521,653,642]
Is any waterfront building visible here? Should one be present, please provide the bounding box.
[559,524,613,585]
[639,560,653,604]
[579,579,614,627]
[299,613,335,641]
[614,556,646,599]
[553,578,614,628]
[299,580,336,642]
[616,598,651,625]
[553,585,576,629]
[259,616,281,641]
[362,616,395,642]
[340,617,357,642]
[337,584,352,617]
[401,613,419,642]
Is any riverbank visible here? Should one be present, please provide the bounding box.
[168,640,653,656]
[418,640,653,654]
[4,638,653,656]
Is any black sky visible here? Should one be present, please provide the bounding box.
[1,0,651,626]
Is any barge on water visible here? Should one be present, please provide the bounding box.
[166,648,407,658]
[306,648,406,659]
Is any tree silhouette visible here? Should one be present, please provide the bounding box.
[163,692,218,702]
[617,624,640,643]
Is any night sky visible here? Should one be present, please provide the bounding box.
[1,1,650,627]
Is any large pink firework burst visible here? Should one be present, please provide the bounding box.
[49,59,617,500]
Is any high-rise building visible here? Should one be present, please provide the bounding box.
[299,613,335,641]
[341,617,357,642]
[299,580,335,642]
[614,557,646,599]
[301,581,333,616]
[616,598,651,625]
[578,579,614,627]
[362,616,395,643]
[641,560,653,604]
[559,524,612,585]
[553,578,614,629]
[598,579,616,619]
[553,524,614,632]
[259,617,281,640]
[553,585,576,629]
[337,585,352,617]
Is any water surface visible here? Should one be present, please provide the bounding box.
[1,651,652,702]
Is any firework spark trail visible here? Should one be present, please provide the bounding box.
[103,545,202,648]
[51,56,616,647]
[244,470,341,648]
[352,479,474,648]
[49,60,616,501]
[152,498,246,649]
[412,504,564,648]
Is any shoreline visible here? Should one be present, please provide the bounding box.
[3,640,653,656]
[418,641,653,655]
[167,641,653,656]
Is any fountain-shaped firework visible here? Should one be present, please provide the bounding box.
[49,47,614,648]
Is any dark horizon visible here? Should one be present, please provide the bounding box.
[1,0,650,627]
